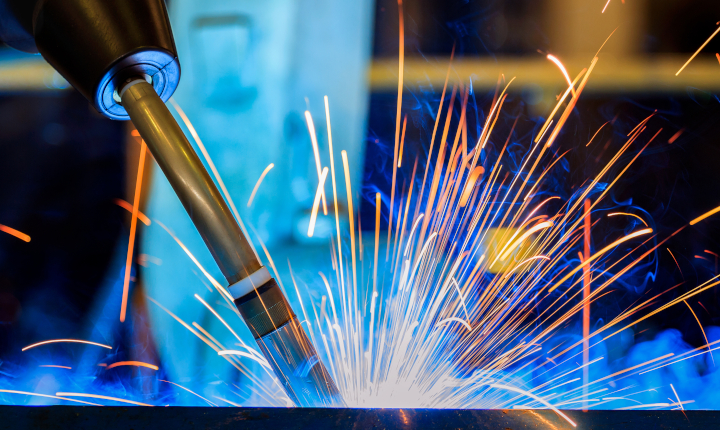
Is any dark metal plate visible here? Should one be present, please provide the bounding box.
[1,406,718,430]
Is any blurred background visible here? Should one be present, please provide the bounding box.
[1,0,720,405]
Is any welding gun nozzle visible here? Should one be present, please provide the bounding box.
[233,277,344,407]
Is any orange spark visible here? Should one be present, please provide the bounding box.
[586,121,609,147]
[305,110,328,215]
[307,167,329,237]
[39,365,71,369]
[113,199,151,226]
[490,384,576,427]
[498,221,553,261]
[582,198,591,410]
[374,192,381,294]
[667,248,683,277]
[607,212,648,227]
[548,228,653,292]
[56,392,153,407]
[677,25,720,75]
[546,54,576,96]
[342,150,358,293]
[690,204,720,225]
[0,224,30,242]
[398,114,408,168]
[388,0,405,261]
[668,128,685,144]
[717,53,720,64]
[246,163,274,207]
[106,361,159,371]
[459,166,485,207]
[684,301,715,366]
[120,140,147,323]
[22,339,112,352]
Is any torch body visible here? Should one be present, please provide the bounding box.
[121,80,343,407]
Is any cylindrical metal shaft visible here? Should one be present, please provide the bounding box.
[120,79,343,407]
[120,79,259,285]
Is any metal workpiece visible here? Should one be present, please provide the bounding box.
[234,278,345,407]
[3,406,719,430]
[119,79,260,284]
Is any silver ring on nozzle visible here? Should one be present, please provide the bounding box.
[113,75,153,103]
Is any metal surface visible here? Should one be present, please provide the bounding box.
[1,406,718,429]
[121,80,261,284]
[256,317,344,407]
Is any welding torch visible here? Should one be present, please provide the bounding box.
[0,0,343,407]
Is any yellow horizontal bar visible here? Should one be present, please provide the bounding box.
[369,55,720,93]
[0,58,69,91]
[2,54,717,94]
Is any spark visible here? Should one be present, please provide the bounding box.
[684,300,714,366]
[213,396,241,407]
[601,0,611,13]
[676,25,720,75]
[342,150,358,293]
[218,350,272,370]
[159,380,217,407]
[106,361,159,371]
[668,128,684,144]
[667,248,683,277]
[498,221,554,261]
[307,167,329,237]
[582,198,591,410]
[670,384,683,411]
[56,393,153,407]
[398,114,408,168]
[690,204,720,225]
[113,199,151,225]
[325,95,345,299]
[0,390,101,406]
[548,228,653,292]
[169,99,258,261]
[546,54,576,96]
[489,384,576,427]
[38,365,71,369]
[373,192,381,294]
[387,0,405,261]
[459,166,484,207]
[435,317,472,332]
[22,339,112,352]
[607,212,648,227]
[305,110,328,215]
[0,224,30,242]
[120,139,147,323]
[155,220,232,302]
[246,163,274,207]
[640,345,720,375]
[586,121,609,147]
[502,255,551,279]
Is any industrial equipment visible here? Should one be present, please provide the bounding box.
[0,0,342,407]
